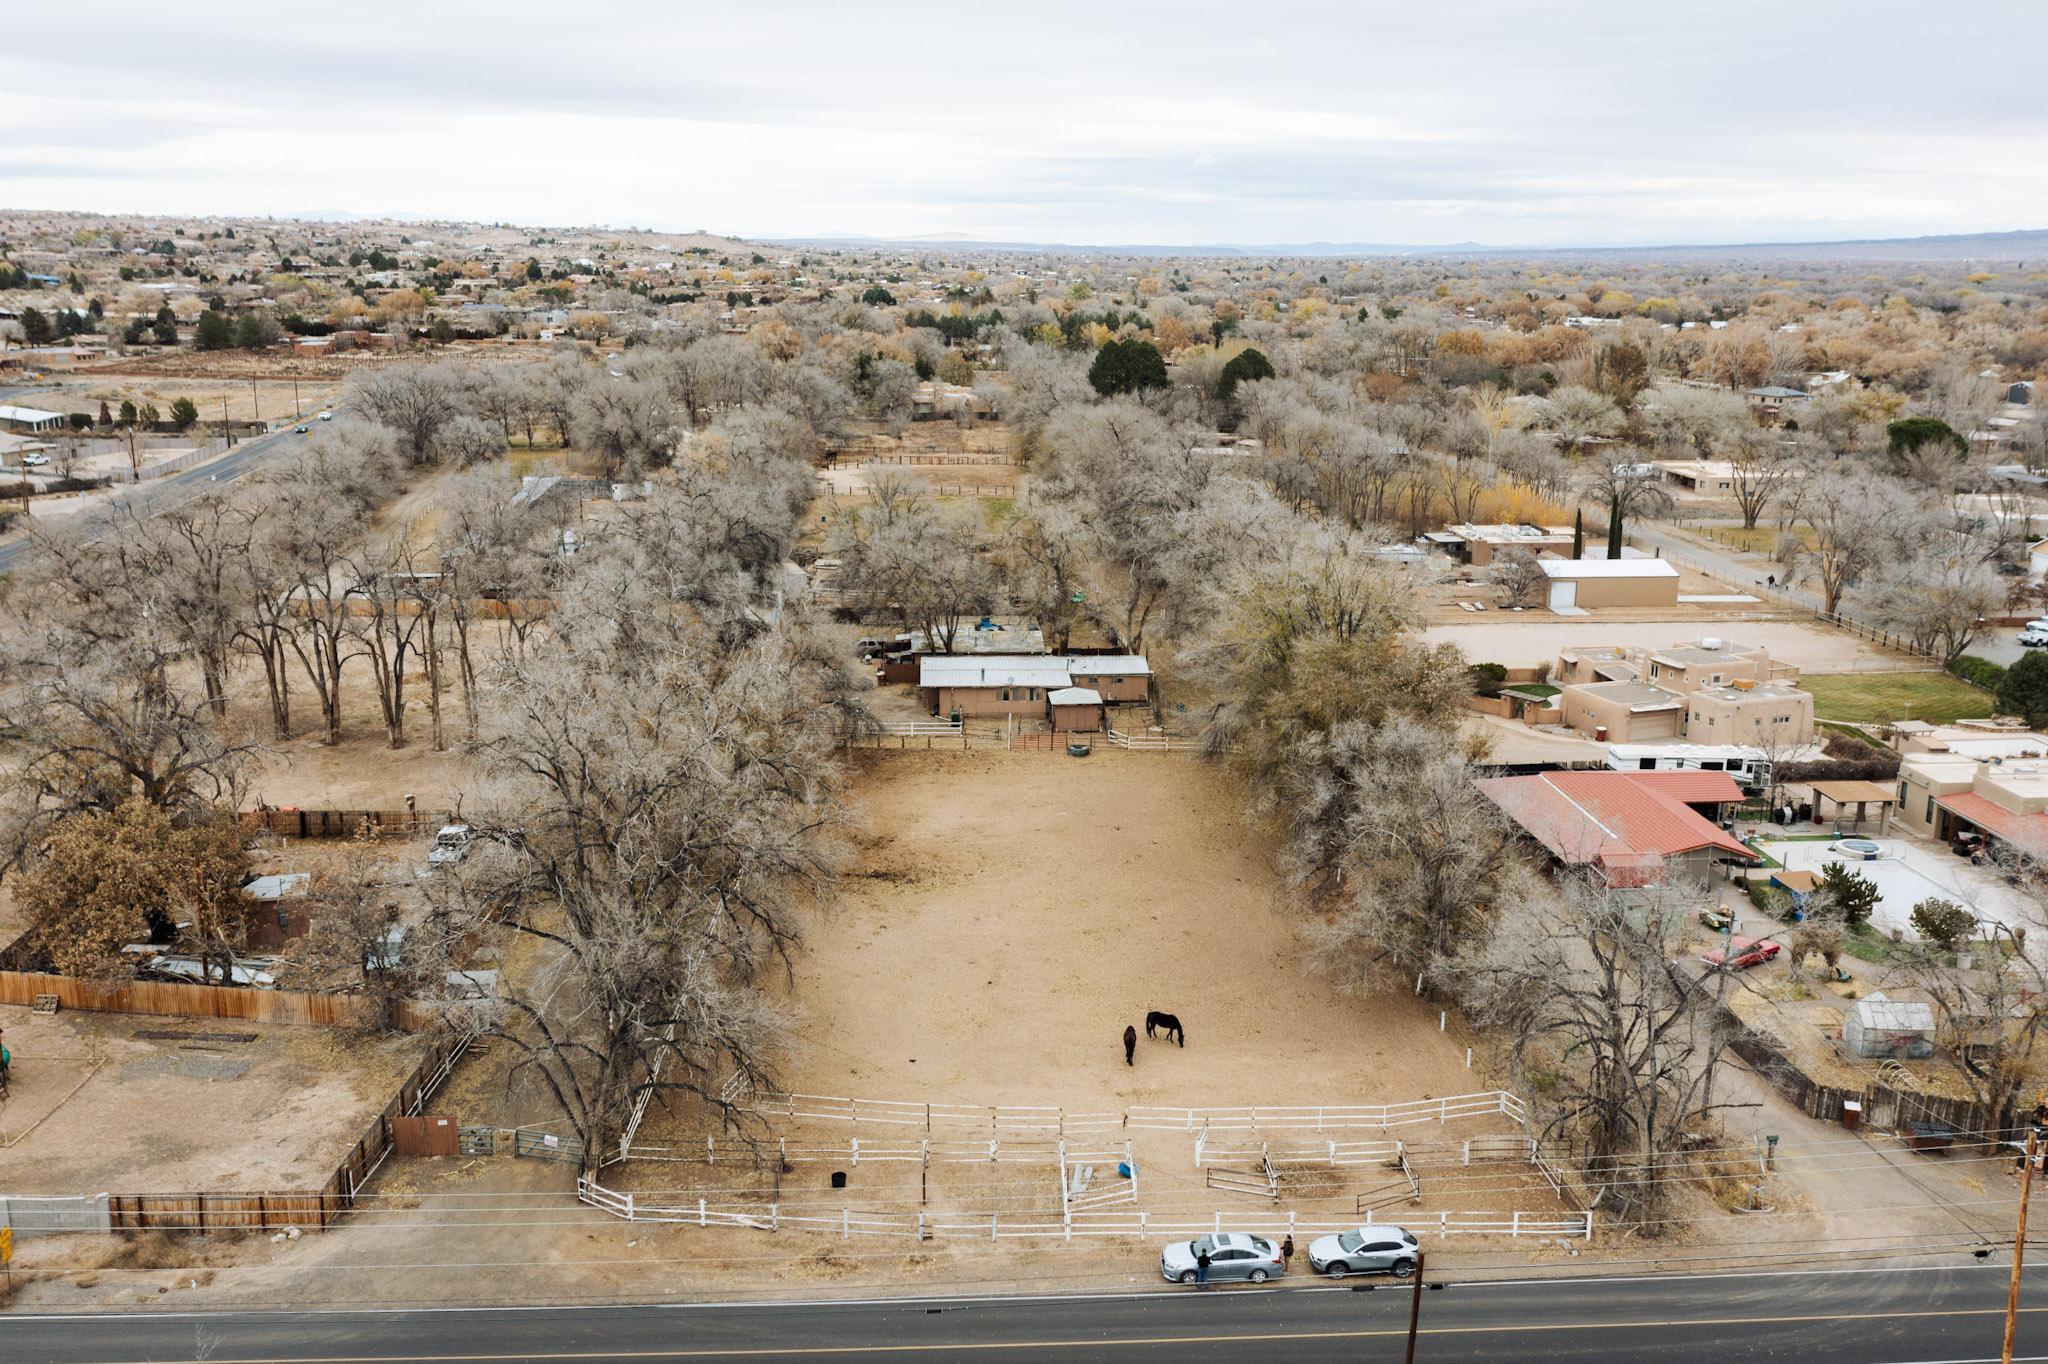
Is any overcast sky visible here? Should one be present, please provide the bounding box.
[5,2,2043,247]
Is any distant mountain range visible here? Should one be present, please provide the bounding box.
[768,227,2048,263]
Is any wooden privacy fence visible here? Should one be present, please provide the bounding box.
[577,1178,1593,1243]
[0,970,435,1031]
[43,1027,480,1237]
[106,1191,337,1233]
[240,808,449,839]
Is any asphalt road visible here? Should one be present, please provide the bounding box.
[0,421,311,575]
[3,1263,2045,1363]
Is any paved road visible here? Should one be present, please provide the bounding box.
[3,1263,2044,1363]
[1625,518,1827,615]
[0,422,311,575]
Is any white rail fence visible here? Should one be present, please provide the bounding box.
[1101,725,1201,752]
[576,1178,1591,1243]
[876,720,965,737]
[710,1089,1529,1141]
[1194,1135,1408,1169]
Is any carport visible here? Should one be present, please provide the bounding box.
[1809,779,1897,835]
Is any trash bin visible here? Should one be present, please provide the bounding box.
[1840,1100,1862,1132]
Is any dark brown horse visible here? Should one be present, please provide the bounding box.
[1122,1024,1137,1066]
[1145,1012,1184,1046]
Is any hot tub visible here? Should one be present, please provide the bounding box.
[1830,837,1882,861]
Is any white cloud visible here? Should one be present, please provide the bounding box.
[3,0,2044,246]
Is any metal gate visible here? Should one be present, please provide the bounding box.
[513,1128,586,1164]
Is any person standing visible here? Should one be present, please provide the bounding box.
[1196,1247,1212,1289]
[1280,1234,1294,1271]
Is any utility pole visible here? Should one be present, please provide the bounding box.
[292,374,301,420]
[250,378,259,425]
[2006,1129,2037,1364]
[220,394,231,448]
[1405,1250,1427,1364]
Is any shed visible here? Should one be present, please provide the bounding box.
[1769,868,1820,911]
[1842,991,1935,1060]
[1537,558,1681,611]
[1048,686,1104,733]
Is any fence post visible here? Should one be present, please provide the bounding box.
[917,1211,925,1241]
[852,1138,859,1167]
[626,1192,634,1220]
[772,1203,779,1233]
[1439,1211,1447,1233]
[699,1198,707,1227]
[1583,1211,1594,1242]
[1213,1211,1221,1235]
[842,1208,850,1240]
[1463,1140,1470,1167]
[1512,1211,1521,1237]
[992,1212,999,1242]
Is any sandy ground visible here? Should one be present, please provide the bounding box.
[761,750,1488,1111]
[1423,618,1907,673]
[0,1004,426,1192]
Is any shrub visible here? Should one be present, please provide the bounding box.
[1949,654,2007,692]
[1744,879,1791,916]
[1467,662,1508,698]
[1910,897,1975,949]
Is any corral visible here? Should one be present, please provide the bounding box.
[0,1003,426,1195]
[611,751,1579,1239]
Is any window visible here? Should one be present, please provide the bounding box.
[999,689,1010,701]
[1926,796,1935,822]
[1639,758,1656,770]
[1702,760,1724,770]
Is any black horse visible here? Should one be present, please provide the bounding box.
[1122,1024,1137,1066]
[1144,1011,1184,1046]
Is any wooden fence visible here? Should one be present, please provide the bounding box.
[240,808,449,839]
[1719,1002,2003,1138]
[106,1191,338,1232]
[0,969,436,1031]
[85,1025,474,1235]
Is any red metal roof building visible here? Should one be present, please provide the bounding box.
[1476,770,1756,887]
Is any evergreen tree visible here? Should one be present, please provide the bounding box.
[1998,651,2048,728]
[195,309,233,350]
[1216,346,1275,401]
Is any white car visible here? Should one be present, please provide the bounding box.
[318,410,334,421]
[2020,630,2048,649]
[1307,1225,1420,1279]
[426,823,476,868]
[1160,1232,1285,1285]
[21,452,48,467]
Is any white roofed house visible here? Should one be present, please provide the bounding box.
[918,654,1150,720]
[0,404,67,434]
[1536,557,1681,611]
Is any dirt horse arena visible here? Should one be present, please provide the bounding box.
[616,752,1576,1240]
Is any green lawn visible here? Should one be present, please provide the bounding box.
[1799,671,1996,726]
[1503,684,1561,700]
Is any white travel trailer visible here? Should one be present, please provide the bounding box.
[1606,743,1772,790]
